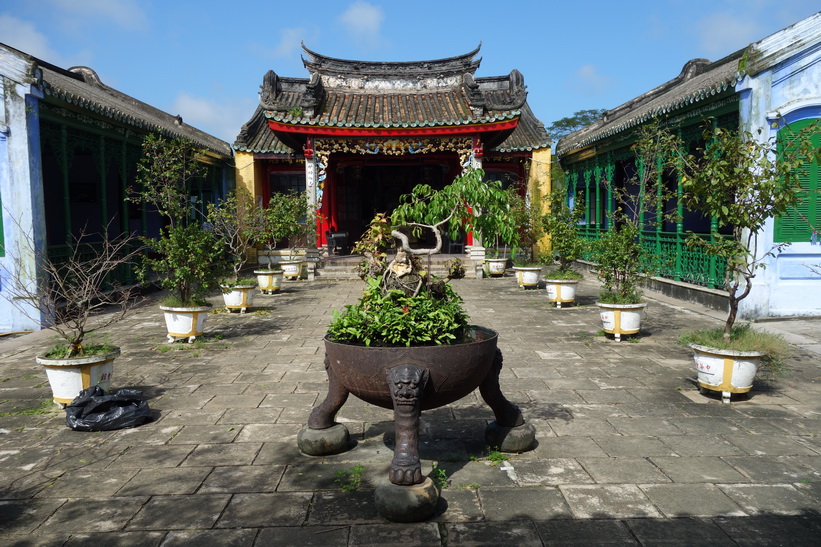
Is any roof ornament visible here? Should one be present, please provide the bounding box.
[259,70,279,109]
[300,73,324,117]
[463,73,485,117]
[484,69,527,110]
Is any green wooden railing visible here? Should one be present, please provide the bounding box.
[578,228,728,289]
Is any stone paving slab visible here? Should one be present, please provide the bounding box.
[1,276,820,545]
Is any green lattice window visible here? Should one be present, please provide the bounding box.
[774,118,821,242]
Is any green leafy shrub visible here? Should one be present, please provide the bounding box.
[328,277,468,347]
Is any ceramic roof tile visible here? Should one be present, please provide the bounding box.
[556,52,745,157]
[40,63,232,157]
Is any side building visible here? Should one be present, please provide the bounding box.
[233,45,551,272]
[0,43,233,332]
[557,13,821,318]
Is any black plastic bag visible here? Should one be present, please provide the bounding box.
[65,385,153,431]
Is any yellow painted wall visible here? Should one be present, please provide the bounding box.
[527,146,552,258]
[234,150,259,201]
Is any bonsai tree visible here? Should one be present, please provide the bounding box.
[351,212,393,280]
[0,225,142,358]
[541,185,585,279]
[678,122,821,344]
[594,124,681,303]
[328,167,518,347]
[206,188,260,285]
[257,190,312,261]
[128,134,224,307]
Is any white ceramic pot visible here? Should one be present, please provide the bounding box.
[36,348,120,406]
[280,260,304,280]
[159,305,211,343]
[220,284,257,313]
[513,267,542,289]
[596,302,647,341]
[254,270,284,294]
[689,344,762,403]
[545,279,580,308]
[485,258,508,277]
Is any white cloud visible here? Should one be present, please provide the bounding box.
[337,1,385,49]
[0,15,68,64]
[45,0,148,31]
[569,64,614,95]
[172,92,254,143]
[695,12,764,58]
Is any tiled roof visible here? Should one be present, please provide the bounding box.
[39,63,232,157]
[234,46,549,154]
[556,52,745,157]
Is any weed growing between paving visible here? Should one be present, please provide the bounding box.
[335,465,365,492]
[431,465,449,489]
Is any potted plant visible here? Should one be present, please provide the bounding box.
[128,134,225,342]
[295,168,535,522]
[677,122,820,402]
[509,182,544,288]
[206,188,259,312]
[542,186,585,306]
[0,226,142,406]
[255,190,311,281]
[593,125,679,339]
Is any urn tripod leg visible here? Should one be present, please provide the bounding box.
[480,348,536,452]
[298,355,351,455]
[386,364,429,486]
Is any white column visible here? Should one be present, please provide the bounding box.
[303,147,319,280]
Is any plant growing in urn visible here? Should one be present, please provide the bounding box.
[128,134,225,342]
[296,168,535,522]
[0,226,142,406]
[541,185,585,306]
[677,122,820,402]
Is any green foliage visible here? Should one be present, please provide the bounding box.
[507,182,543,259]
[140,224,224,307]
[206,188,260,282]
[353,212,394,280]
[593,221,646,304]
[391,168,519,251]
[328,277,469,347]
[431,465,450,489]
[335,465,365,492]
[445,257,466,279]
[679,122,821,335]
[594,123,682,304]
[542,186,586,272]
[680,324,790,375]
[130,134,205,227]
[544,267,583,281]
[547,109,607,141]
[470,447,510,466]
[258,190,311,259]
[44,341,116,359]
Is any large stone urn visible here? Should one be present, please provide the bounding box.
[297,326,535,522]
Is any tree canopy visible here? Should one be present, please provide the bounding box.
[547,109,607,141]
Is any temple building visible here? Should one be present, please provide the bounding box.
[233,45,551,265]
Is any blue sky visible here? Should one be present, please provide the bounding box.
[2,1,819,143]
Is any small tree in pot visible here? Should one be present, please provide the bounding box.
[256,190,311,279]
[677,122,820,401]
[541,186,586,306]
[0,225,142,405]
[206,188,260,311]
[593,124,680,339]
[128,134,225,341]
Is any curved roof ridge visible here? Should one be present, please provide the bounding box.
[301,42,482,76]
